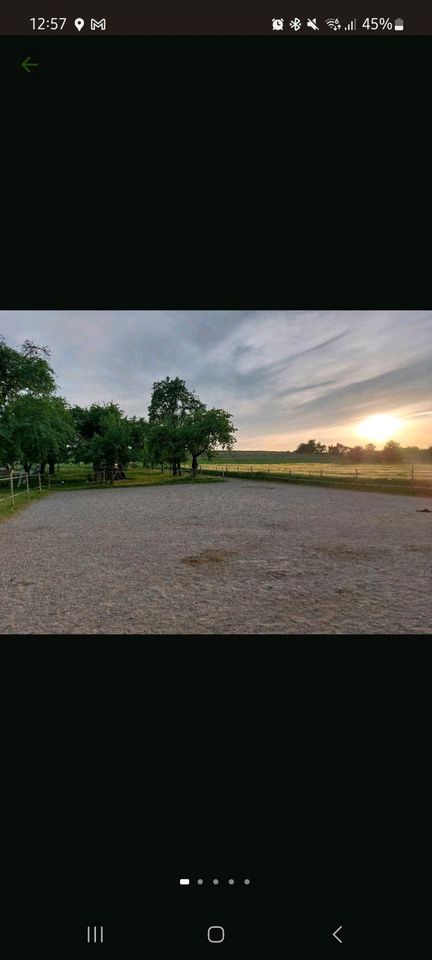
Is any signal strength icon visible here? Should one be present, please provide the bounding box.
[344,19,357,31]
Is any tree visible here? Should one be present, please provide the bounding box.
[382,440,403,463]
[71,403,146,472]
[327,443,350,458]
[146,419,187,473]
[148,377,205,475]
[0,395,76,474]
[128,415,149,464]
[0,335,56,413]
[146,377,237,476]
[183,408,237,476]
[346,445,364,463]
[403,446,420,462]
[295,439,326,454]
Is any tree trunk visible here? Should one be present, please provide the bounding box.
[172,459,177,475]
[177,458,181,476]
[48,455,56,475]
[24,462,31,475]
[191,453,198,477]
[40,460,47,476]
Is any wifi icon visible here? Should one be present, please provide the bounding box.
[325,18,342,31]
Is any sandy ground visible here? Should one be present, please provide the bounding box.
[0,480,431,634]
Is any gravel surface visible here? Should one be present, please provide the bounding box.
[1,480,431,634]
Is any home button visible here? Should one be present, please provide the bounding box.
[208,926,225,943]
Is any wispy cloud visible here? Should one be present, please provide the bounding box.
[1,311,431,447]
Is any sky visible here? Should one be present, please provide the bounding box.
[1,311,431,449]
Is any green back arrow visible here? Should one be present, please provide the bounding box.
[21,56,39,74]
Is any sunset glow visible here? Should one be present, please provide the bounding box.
[355,414,402,444]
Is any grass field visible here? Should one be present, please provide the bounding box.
[193,460,432,481]
[0,465,221,522]
[182,457,432,497]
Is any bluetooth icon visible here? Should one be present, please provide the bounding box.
[289,18,302,31]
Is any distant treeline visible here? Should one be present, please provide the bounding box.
[210,440,432,465]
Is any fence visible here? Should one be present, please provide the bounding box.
[0,469,49,512]
[181,462,432,495]
[185,462,424,480]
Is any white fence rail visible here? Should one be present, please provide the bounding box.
[0,469,48,510]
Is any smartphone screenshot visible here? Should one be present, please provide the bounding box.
[1,3,430,955]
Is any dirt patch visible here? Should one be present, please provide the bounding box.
[181,548,239,565]
[313,544,389,561]
[405,544,432,552]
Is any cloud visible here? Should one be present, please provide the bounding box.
[0,310,431,447]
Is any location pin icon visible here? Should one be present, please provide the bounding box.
[74,18,85,31]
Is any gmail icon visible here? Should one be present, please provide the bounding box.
[91,18,106,30]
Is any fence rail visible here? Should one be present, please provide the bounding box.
[181,463,432,493]
[0,469,48,511]
[183,462,432,480]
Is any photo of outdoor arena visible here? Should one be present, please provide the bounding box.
[1,311,431,634]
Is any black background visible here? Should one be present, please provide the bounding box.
[1,35,431,954]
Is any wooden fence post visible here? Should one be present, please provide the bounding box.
[26,472,30,499]
[10,469,15,508]
[38,472,42,492]
[411,464,414,481]
[103,468,106,486]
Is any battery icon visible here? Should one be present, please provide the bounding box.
[394,18,404,31]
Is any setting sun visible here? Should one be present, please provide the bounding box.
[356,414,401,444]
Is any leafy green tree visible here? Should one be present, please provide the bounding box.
[0,395,76,474]
[71,403,147,472]
[148,376,204,422]
[183,408,237,476]
[148,377,204,475]
[146,419,187,472]
[0,336,56,413]
[127,415,149,465]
